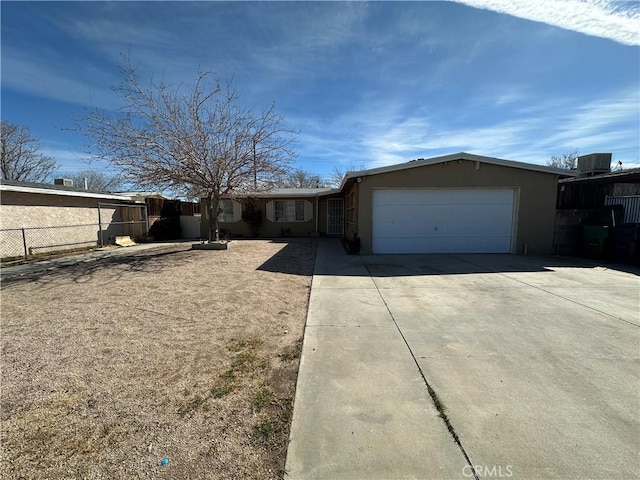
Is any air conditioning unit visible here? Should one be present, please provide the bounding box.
[54,178,74,187]
[577,153,612,176]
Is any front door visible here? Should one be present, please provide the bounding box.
[327,198,344,235]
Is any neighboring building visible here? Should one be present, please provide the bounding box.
[202,152,575,255]
[114,191,169,203]
[0,179,146,258]
[558,167,640,214]
[554,154,640,262]
[114,191,202,239]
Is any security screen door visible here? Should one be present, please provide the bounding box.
[327,199,344,235]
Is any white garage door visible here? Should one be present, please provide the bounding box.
[372,189,515,254]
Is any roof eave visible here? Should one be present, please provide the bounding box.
[340,152,577,188]
[232,188,338,198]
[0,183,140,202]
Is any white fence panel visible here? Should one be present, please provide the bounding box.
[605,195,640,223]
[180,215,202,239]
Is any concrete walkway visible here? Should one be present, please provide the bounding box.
[0,241,192,280]
[285,239,640,479]
[285,239,470,479]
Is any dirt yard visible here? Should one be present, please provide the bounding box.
[0,239,317,479]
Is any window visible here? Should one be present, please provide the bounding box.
[219,199,235,223]
[274,200,306,222]
[346,191,355,224]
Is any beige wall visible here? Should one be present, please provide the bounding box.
[0,191,139,257]
[200,197,320,239]
[355,160,559,255]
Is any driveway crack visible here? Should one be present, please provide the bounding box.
[362,259,480,480]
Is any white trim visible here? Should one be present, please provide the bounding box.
[239,188,337,198]
[0,183,138,201]
[303,200,313,222]
[233,199,242,222]
[218,199,242,223]
[511,188,520,254]
[341,152,577,189]
[266,200,275,222]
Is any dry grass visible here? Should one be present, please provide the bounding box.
[0,239,317,479]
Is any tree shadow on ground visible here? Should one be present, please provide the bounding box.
[1,247,198,290]
[255,238,317,276]
[270,238,640,277]
[359,253,639,277]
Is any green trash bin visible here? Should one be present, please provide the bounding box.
[582,225,610,259]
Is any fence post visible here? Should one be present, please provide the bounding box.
[98,204,104,247]
[21,228,28,260]
[144,203,149,236]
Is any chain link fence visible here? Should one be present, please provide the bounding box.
[1,213,148,262]
[0,224,101,261]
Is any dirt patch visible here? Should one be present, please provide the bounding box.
[1,239,317,479]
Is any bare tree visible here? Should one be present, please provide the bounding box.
[547,149,579,170]
[329,166,347,187]
[0,121,58,182]
[77,60,297,241]
[329,163,366,187]
[278,169,325,188]
[59,169,123,192]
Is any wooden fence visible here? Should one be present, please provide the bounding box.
[146,198,201,217]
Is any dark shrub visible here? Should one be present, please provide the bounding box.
[341,235,361,254]
[149,217,181,240]
[242,198,262,237]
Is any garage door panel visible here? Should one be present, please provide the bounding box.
[372,189,515,254]
[374,235,512,254]
[373,189,513,206]
[374,205,513,237]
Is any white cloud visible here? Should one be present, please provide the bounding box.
[315,87,640,171]
[453,0,640,45]
[525,88,639,163]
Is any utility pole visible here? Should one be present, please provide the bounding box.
[252,137,257,190]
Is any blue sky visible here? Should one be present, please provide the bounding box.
[1,0,639,183]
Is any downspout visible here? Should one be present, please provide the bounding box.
[315,196,319,233]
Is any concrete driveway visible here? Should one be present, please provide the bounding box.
[285,239,640,480]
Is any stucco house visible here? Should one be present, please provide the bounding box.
[337,152,577,255]
[0,179,146,258]
[201,187,342,239]
[202,152,576,255]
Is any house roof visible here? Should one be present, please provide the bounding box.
[558,167,640,185]
[114,191,170,200]
[0,179,140,202]
[237,187,339,198]
[340,152,578,189]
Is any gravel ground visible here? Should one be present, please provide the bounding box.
[1,239,317,480]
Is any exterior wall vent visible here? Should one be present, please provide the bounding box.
[54,178,74,187]
[577,153,612,177]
